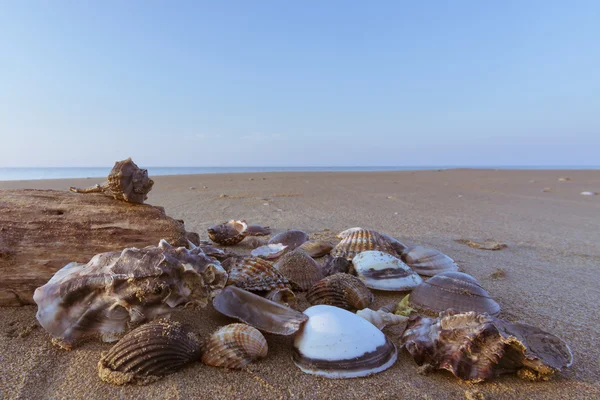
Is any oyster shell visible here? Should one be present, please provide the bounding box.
[401,246,458,276]
[274,248,322,291]
[401,311,573,382]
[268,230,309,251]
[201,323,268,369]
[299,240,334,258]
[34,240,227,348]
[293,305,398,378]
[320,256,351,277]
[265,287,297,309]
[212,286,308,335]
[331,229,397,260]
[356,308,408,330]
[69,158,154,204]
[225,257,291,292]
[207,220,249,245]
[408,272,500,317]
[307,273,374,311]
[251,243,288,259]
[98,319,201,385]
[352,251,422,291]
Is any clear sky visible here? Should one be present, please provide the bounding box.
[1,1,599,167]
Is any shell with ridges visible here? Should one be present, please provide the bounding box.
[268,230,309,251]
[225,257,291,292]
[97,319,201,385]
[331,229,397,260]
[274,248,322,291]
[356,308,408,330]
[201,323,268,369]
[307,273,374,311]
[401,246,458,276]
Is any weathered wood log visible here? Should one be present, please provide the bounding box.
[0,189,194,306]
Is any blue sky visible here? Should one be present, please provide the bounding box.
[1,1,599,167]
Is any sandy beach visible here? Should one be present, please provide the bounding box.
[1,169,599,400]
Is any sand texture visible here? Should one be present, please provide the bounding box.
[1,170,599,399]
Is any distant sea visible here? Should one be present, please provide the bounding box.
[0,166,598,181]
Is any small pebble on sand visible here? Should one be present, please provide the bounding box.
[558,177,570,181]
[219,194,228,198]
[542,187,552,193]
[189,187,196,190]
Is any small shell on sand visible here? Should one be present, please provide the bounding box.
[581,191,598,196]
[201,323,268,369]
[456,239,508,251]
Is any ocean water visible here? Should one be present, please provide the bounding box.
[0,166,598,181]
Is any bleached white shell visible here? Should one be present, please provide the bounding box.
[292,305,397,379]
[352,251,422,291]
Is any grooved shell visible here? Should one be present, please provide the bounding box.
[331,229,397,260]
[201,323,268,369]
[274,249,322,291]
[408,272,500,317]
[251,244,288,259]
[401,311,573,382]
[307,273,374,311]
[225,257,291,292]
[299,240,334,258]
[356,308,408,330]
[268,230,309,251]
[352,251,422,291]
[212,286,308,335]
[401,246,458,276]
[98,319,201,385]
[208,220,248,245]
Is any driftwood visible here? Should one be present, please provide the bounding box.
[0,189,194,306]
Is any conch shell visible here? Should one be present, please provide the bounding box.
[69,158,154,204]
[201,323,268,369]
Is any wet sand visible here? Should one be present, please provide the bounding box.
[1,170,599,399]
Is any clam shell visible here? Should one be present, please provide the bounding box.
[356,308,408,330]
[212,286,308,335]
[208,220,248,245]
[268,230,309,251]
[401,310,573,382]
[225,257,290,292]
[408,272,500,317]
[293,305,398,378]
[265,287,297,309]
[251,244,288,259]
[201,323,268,369]
[352,251,422,291]
[331,229,397,260]
[321,256,351,277]
[379,234,408,256]
[299,240,334,258]
[245,224,271,236]
[401,246,458,276]
[98,319,201,385]
[307,273,374,311]
[274,249,322,291]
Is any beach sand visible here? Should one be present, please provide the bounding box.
[1,170,599,399]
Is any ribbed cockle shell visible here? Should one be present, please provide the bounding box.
[307,273,374,311]
[225,257,291,292]
[274,248,322,291]
[98,319,201,385]
[201,323,268,369]
[331,229,397,260]
[401,246,458,276]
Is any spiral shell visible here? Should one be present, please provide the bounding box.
[401,246,458,276]
[225,257,291,292]
[307,273,374,311]
[201,323,268,369]
[274,249,322,291]
[356,308,408,330]
[97,319,201,385]
[331,229,397,260]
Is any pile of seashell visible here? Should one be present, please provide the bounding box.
[33,223,573,385]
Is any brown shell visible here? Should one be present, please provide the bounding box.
[401,310,573,382]
[201,323,268,369]
[307,273,374,311]
[330,229,397,260]
[274,249,322,291]
[268,230,309,251]
[320,256,351,277]
[225,257,291,292]
[212,286,308,335]
[98,319,201,385]
[380,234,408,256]
[299,240,334,258]
[408,272,500,317]
[401,246,458,276]
[265,287,297,309]
[207,220,248,245]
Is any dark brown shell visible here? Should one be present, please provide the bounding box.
[225,257,291,292]
[274,249,322,291]
[201,323,268,369]
[330,229,397,260]
[98,319,201,385]
[268,230,309,251]
[307,273,374,311]
[320,256,351,277]
[208,220,248,245]
[401,246,458,276]
[212,286,308,335]
[401,311,573,382]
[408,272,500,317]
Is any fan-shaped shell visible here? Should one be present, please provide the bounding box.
[268,230,309,251]
[201,323,268,369]
[265,287,297,309]
[251,244,288,259]
[293,305,398,379]
[352,251,422,291]
[299,240,334,258]
[408,272,500,317]
[225,257,290,292]
[208,220,248,245]
[274,249,322,291]
[401,246,458,276]
[331,229,397,260]
[212,286,308,335]
[307,273,374,311]
[98,319,201,385]
[336,227,364,239]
